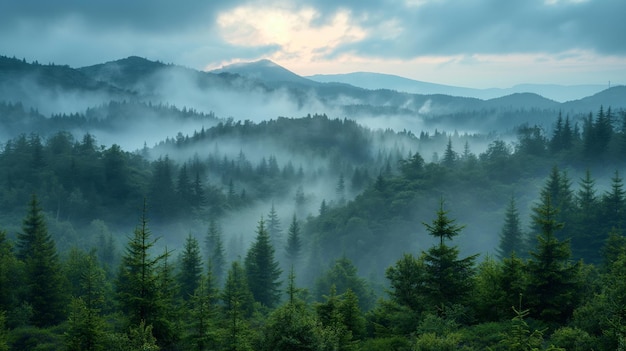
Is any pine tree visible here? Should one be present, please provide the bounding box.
[205,218,226,285]
[421,200,477,312]
[386,253,426,313]
[65,251,107,350]
[497,196,525,259]
[550,111,565,153]
[191,171,206,210]
[186,266,219,350]
[285,214,302,266]
[526,192,581,325]
[572,170,602,263]
[442,137,457,168]
[116,202,164,329]
[221,261,254,350]
[176,163,193,208]
[0,230,19,315]
[315,257,374,311]
[16,194,67,327]
[65,297,105,351]
[602,170,625,235]
[532,166,574,242]
[267,203,283,248]
[245,218,282,308]
[336,173,346,205]
[178,234,203,301]
[154,248,181,348]
[339,289,366,340]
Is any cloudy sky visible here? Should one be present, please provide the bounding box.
[1,0,624,88]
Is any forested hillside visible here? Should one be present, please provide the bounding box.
[2,55,626,350]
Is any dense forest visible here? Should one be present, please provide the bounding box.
[1,98,626,350]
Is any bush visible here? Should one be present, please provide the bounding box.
[549,327,595,351]
[358,336,412,351]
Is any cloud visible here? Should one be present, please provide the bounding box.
[0,0,624,87]
[321,0,626,57]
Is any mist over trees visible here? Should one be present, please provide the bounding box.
[2,54,626,350]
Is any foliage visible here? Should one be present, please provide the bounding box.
[16,194,67,327]
[245,218,283,308]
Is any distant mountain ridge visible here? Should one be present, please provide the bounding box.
[1,54,624,134]
[307,72,608,102]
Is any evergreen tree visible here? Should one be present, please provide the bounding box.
[594,105,613,156]
[550,112,565,153]
[65,297,105,351]
[0,230,19,315]
[572,170,602,263]
[115,202,164,329]
[261,302,321,351]
[315,257,374,311]
[442,137,457,168]
[221,261,254,350]
[266,203,283,248]
[421,201,477,312]
[497,196,525,259]
[532,166,574,242]
[601,170,625,235]
[526,192,581,325]
[186,266,219,351]
[148,156,177,220]
[178,234,203,301]
[386,253,426,313]
[339,289,366,340]
[154,248,181,349]
[191,170,206,210]
[315,286,353,350]
[205,218,226,285]
[285,214,303,266]
[176,163,193,208]
[126,320,160,351]
[245,218,282,308]
[336,173,346,205]
[16,194,67,327]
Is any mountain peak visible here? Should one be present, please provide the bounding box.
[211,59,313,86]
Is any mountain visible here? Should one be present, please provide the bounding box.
[308,72,607,102]
[210,59,317,87]
[561,85,626,113]
[2,55,625,136]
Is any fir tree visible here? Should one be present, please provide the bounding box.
[115,202,164,329]
[221,261,254,350]
[497,196,525,259]
[186,265,219,350]
[245,218,282,308]
[16,194,67,327]
[178,234,203,301]
[285,214,302,266]
[154,248,181,348]
[386,253,426,313]
[65,297,105,351]
[421,200,477,312]
[205,218,226,286]
[0,230,19,315]
[336,173,346,205]
[572,169,602,263]
[532,166,574,242]
[602,170,625,234]
[266,203,283,248]
[526,192,581,325]
[442,137,457,168]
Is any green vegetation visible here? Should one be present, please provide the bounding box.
[1,104,626,350]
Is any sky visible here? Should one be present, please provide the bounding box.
[1,0,625,88]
